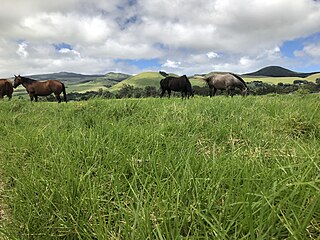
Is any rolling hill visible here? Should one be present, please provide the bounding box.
[108,72,208,92]
[108,72,164,91]
[11,72,131,95]
[27,72,104,83]
[245,66,319,78]
[11,66,320,95]
[24,72,131,93]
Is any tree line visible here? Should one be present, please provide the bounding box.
[41,78,320,101]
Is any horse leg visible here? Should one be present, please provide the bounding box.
[34,96,39,102]
[168,90,171,98]
[55,94,62,103]
[227,87,234,97]
[29,95,34,101]
[62,83,67,102]
[209,88,213,97]
[160,89,165,98]
[226,87,231,97]
[210,87,217,97]
[181,91,185,100]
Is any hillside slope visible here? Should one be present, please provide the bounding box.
[109,72,165,91]
[109,72,208,92]
[28,72,104,83]
[245,66,319,78]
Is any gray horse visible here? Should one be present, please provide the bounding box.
[201,73,248,97]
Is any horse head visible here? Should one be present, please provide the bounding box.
[13,75,23,88]
[241,87,249,96]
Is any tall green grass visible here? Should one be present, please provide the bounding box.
[0,95,320,239]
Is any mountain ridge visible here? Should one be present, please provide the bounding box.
[244,66,319,78]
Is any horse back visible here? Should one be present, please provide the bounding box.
[169,76,190,91]
[31,80,64,95]
[47,80,64,91]
[0,79,13,96]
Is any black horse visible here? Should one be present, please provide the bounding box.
[160,75,193,99]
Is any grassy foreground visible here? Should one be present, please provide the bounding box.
[0,95,320,239]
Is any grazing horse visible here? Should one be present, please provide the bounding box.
[13,75,67,103]
[202,73,248,97]
[160,75,194,99]
[0,79,13,100]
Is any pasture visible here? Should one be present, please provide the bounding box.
[0,95,320,239]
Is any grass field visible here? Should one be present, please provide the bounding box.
[0,95,320,239]
[243,73,320,85]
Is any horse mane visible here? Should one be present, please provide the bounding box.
[229,73,247,87]
[20,76,36,83]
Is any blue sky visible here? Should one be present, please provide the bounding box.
[280,32,320,72]
[0,0,320,76]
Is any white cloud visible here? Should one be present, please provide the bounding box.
[58,48,81,58]
[162,60,181,69]
[207,52,220,59]
[0,0,320,76]
[16,42,29,58]
[296,43,320,58]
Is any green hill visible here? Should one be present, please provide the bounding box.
[66,72,131,93]
[109,72,165,92]
[109,72,208,92]
[243,72,320,84]
[93,72,131,85]
[28,72,104,83]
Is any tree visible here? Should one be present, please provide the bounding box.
[144,86,158,97]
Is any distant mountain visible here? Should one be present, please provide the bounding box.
[26,72,131,85]
[94,72,131,85]
[27,72,105,83]
[245,66,319,78]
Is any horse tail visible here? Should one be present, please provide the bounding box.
[4,81,13,99]
[194,75,210,84]
[229,73,247,88]
[62,83,67,102]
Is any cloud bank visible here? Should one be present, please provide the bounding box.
[0,0,320,76]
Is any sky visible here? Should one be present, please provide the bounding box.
[1,0,320,77]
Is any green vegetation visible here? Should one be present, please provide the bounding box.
[0,95,320,239]
[13,69,319,95]
[243,73,320,85]
[90,72,320,93]
[108,72,207,93]
[108,72,165,92]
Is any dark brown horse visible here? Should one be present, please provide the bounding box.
[13,75,67,103]
[200,73,248,97]
[0,79,13,100]
[160,75,194,99]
